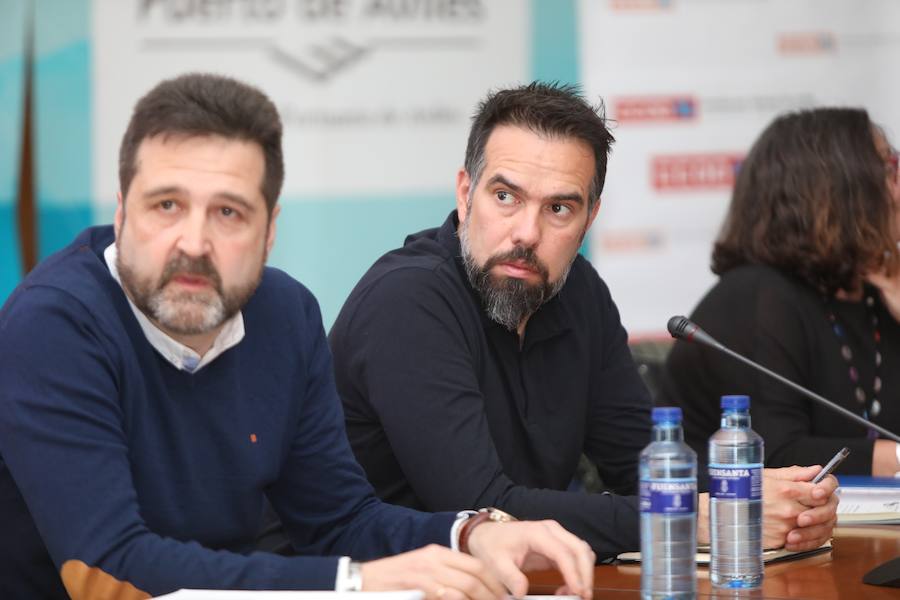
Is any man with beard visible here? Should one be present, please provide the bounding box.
[329,82,839,560]
[0,74,596,600]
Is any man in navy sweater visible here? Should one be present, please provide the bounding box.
[0,74,594,599]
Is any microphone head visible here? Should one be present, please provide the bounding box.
[667,315,693,339]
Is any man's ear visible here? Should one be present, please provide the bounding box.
[456,168,471,223]
[265,204,280,255]
[114,191,124,239]
[585,196,602,231]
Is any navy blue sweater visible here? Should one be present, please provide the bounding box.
[0,226,454,599]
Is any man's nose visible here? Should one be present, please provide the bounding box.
[509,206,541,249]
[175,212,212,257]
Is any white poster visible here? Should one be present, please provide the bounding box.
[580,0,900,336]
[92,0,530,206]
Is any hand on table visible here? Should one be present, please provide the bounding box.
[360,520,594,600]
[361,544,506,600]
[761,465,838,551]
[467,520,595,600]
[697,465,838,551]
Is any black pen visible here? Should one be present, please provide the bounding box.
[812,447,850,484]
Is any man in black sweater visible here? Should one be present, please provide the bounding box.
[329,82,839,560]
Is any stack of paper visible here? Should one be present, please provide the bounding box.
[616,540,832,565]
[154,591,425,599]
[837,476,900,526]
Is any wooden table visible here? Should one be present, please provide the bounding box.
[528,526,900,599]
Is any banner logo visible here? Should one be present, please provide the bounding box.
[651,153,743,191]
[777,32,837,55]
[599,230,665,253]
[610,0,674,10]
[614,96,697,123]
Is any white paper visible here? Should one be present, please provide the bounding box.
[154,591,425,599]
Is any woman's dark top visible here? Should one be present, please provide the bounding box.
[660,264,900,480]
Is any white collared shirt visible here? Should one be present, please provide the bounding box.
[104,243,244,373]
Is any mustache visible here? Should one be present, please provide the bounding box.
[159,253,223,292]
[482,246,549,280]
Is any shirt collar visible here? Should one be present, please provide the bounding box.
[104,243,245,373]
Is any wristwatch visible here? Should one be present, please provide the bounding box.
[458,507,518,554]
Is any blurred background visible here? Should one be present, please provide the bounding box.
[2,0,899,335]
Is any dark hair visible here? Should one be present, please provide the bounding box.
[712,107,898,295]
[464,81,614,209]
[118,73,283,213]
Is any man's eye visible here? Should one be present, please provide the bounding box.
[159,200,176,211]
[221,207,234,217]
[496,191,513,204]
[551,203,571,215]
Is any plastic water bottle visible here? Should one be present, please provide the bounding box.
[640,407,697,600]
[709,394,764,588]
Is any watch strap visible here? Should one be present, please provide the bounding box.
[457,508,517,554]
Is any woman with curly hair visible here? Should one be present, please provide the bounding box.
[660,107,900,478]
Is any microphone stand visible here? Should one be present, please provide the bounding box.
[668,315,900,443]
[667,315,900,588]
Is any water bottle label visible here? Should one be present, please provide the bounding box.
[639,479,696,514]
[708,464,762,500]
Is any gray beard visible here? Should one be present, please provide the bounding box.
[117,249,261,336]
[459,218,571,331]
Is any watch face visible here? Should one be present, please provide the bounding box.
[485,507,517,522]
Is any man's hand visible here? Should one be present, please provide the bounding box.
[761,465,838,551]
[872,440,900,477]
[467,520,595,600]
[696,465,838,551]
[360,520,594,600]
[361,545,506,600]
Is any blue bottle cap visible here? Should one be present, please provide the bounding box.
[721,395,750,411]
[652,406,682,424]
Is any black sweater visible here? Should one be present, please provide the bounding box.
[660,264,900,484]
[330,211,653,558]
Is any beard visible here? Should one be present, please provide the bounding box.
[117,248,262,336]
[459,217,572,332]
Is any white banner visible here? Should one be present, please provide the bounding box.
[92,0,529,205]
[580,0,900,336]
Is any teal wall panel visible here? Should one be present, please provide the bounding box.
[0,0,27,302]
[33,0,93,260]
[531,0,580,85]
[268,195,454,330]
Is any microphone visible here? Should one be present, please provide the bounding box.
[667,315,900,444]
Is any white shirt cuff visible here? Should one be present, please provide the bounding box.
[451,510,478,552]
[335,556,358,591]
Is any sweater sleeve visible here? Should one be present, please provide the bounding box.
[265,289,456,560]
[583,274,652,498]
[332,269,642,560]
[0,285,446,598]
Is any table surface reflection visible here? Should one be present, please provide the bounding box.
[527,526,900,599]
